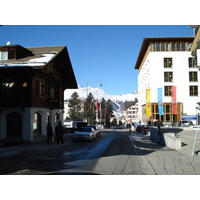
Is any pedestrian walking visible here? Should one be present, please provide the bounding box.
[46,122,53,144]
[55,121,64,144]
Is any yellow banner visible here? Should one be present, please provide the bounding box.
[146,89,151,116]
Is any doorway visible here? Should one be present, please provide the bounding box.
[7,112,22,138]
[33,112,42,135]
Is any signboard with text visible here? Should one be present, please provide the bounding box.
[182,115,197,120]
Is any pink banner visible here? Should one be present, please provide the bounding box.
[171,86,177,114]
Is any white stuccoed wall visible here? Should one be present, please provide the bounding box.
[138,51,200,121]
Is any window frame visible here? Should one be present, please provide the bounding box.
[164,58,173,68]
[189,72,198,82]
[0,51,8,60]
[164,72,173,82]
[39,82,46,98]
[164,86,172,96]
[188,57,196,68]
[190,86,198,96]
[2,78,15,95]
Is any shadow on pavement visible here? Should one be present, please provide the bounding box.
[0,128,192,175]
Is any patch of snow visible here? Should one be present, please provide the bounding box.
[28,54,55,64]
[0,53,55,68]
[64,131,115,161]
[130,132,144,142]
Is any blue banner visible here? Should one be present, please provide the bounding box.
[158,88,164,116]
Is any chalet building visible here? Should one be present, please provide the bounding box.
[0,44,77,143]
[124,101,138,123]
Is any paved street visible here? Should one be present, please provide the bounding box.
[1,127,200,175]
[53,129,140,175]
[54,127,200,175]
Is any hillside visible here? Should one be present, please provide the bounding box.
[64,85,138,118]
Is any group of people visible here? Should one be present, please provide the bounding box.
[46,121,64,145]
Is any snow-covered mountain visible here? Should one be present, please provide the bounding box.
[64,85,138,118]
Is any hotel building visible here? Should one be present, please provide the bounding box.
[134,37,200,124]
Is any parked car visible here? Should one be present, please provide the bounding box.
[86,125,101,137]
[136,125,150,134]
[64,121,88,133]
[168,120,194,127]
[73,127,97,141]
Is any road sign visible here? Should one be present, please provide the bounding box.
[182,115,197,120]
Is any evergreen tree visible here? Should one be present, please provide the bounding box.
[112,117,117,126]
[98,98,106,125]
[84,92,96,125]
[105,99,113,127]
[68,92,81,121]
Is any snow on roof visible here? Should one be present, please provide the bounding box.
[27,53,55,64]
[0,53,55,68]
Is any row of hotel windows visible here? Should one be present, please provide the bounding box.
[164,71,198,82]
[150,42,192,52]
[164,86,198,96]
[127,111,138,114]
[127,107,138,111]
[139,57,197,86]
[164,57,196,68]
[151,103,182,122]
[142,103,182,122]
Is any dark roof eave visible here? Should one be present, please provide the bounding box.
[0,44,21,48]
[134,37,194,70]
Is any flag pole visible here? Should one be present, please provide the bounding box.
[96,99,98,125]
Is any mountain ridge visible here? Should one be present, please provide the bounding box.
[64,85,138,118]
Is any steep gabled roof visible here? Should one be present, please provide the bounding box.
[0,45,78,89]
[124,101,138,110]
[0,45,66,68]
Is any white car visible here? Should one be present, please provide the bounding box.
[86,125,101,137]
[73,127,97,141]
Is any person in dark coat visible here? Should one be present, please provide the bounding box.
[46,122,53,144]
[55,121,64,144]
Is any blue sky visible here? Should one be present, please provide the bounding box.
[0,25,194,95]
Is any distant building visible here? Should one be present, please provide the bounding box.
[134,37,199,124]
[0,44,77,143]
[124,101,138,122]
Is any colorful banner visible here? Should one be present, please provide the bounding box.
[146,89,151,116]
[96,99,99,110]
[157,88,164,116]
[89,99,93,108]
[171,86,177,114]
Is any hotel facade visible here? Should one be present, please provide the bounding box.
[135,37,200,124]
